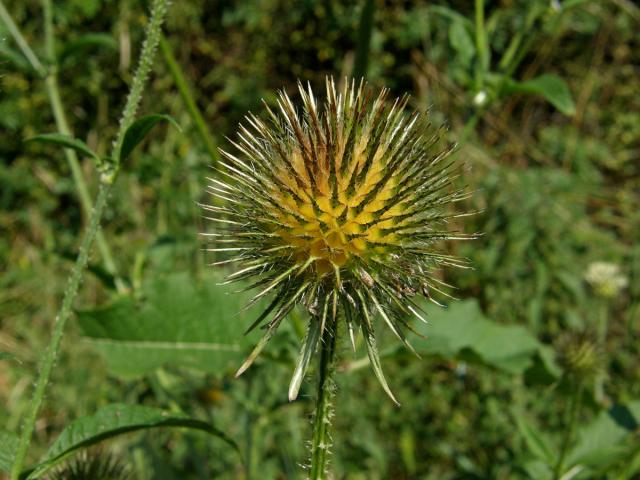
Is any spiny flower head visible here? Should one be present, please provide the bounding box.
[203,78,472,403]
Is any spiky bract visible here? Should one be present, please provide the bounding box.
[45,451,131,480]
[203,78,471,402]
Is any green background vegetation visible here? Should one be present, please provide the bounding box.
[1,0,639,478]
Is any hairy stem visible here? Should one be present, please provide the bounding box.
[9,182,111,479]
[309,322,337,480]
[9,1,169,477]
[553,381,584,480]
[0,0,124,291]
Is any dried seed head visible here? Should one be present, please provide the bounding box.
[204,78,473,402]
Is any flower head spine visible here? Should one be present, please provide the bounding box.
[203,77,474,402]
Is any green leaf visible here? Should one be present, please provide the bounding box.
[514,413,556,465]
[60,33,118,62]
[0,351,16,362]
[505,74,576,115]
[448,19,475,67]
[0,44,31,72]
[25,134,100,161]
[565,405,636,470]
[77,271,263,377]
[26,403,237,479]
[0,430,18,473]
[428,5,474,31]
[119,114,180,163]
[415,300,542,374]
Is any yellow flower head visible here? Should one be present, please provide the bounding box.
[203,78,472,402]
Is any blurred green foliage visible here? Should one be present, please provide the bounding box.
[1,0,639,478]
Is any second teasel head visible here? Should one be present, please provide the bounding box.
[203,78,473,402]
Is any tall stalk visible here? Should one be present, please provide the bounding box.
[309,321,338,480]
[9,1,169,477]
[0,0,124,291]
[159,35,219,165]
[553,380,584,480]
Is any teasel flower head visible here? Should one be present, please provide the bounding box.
[203,78,473,403]
[45,451,131,480]
[557,332,603,384]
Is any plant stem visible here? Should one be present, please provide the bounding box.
[0,1,46,77]
[111,0,168,167]
[353,0,375,80]
[44,72,126,292]
[0,0,124,291]
[159,34,219,165]
[553,381,584,480]
[9,1,169,477]
[474,0,487,91]
[309,322,337,480]
[9,182,111,480]
[594,301,609,403]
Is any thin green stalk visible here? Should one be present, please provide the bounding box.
[594,302,609,403]
[474,0,487,91]
[10,1,169,477]
[159,34,219,165]
[9,182,112,480]
[44,73,125,292]
[353,0,375,80]
[0,0,124,291]
[309,322,337,480]
[553,381,584,480]
[111,0,169,168]
[0,1,46,77]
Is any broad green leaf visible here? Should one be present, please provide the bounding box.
[448,19,475,67]
[415,300,542,374]
[77,271,263,377]
[26,134,100,161]
[565,406,635,470]
[26,403,237,479]
[505,74,576,115]
[119,114,180,162]
[514,413,556,465]
[60,33,117,62]
[0,429,18,473]
[522,459,553,480]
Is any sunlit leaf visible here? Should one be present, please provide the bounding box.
[448,19,475,66]
[77,271,263,377]
[0,430,18,473]
[415,300,543,374]
[565,404,637,471]
[505,74,576,115]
